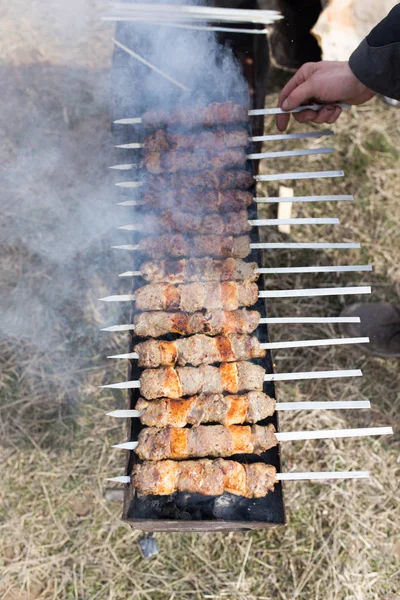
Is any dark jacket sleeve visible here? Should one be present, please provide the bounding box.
[349,4,400,100]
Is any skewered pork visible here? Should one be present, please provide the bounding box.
[133,308,260,338]
[145,169,253,192]
[134,333,266,367]
[138,210,251,236]
[136,391,275,427]
[135,423,277,460]
[141,101,248,129]
[135,281,258,312]
[141,189,253,214]
[144,148,246,174]
[144,129,249,152]
[140,257,258,284]
[139,361,265,399]
[132,459,278,497]
[136,234,251,260]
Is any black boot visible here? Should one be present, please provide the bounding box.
[339,303,400,358]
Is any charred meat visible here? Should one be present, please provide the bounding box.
[132,459,278,497]
[136,391,275,428]
[133,308,260,338]
[139,361,265,399]
[140,257,258,284]
[135,281,258,312]
[136,234,251,260]
[134,333,265,367]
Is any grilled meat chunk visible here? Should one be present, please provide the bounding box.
[141,101,248,129]
[139,361,265,399]
[139,210,251,236]
[144,148,246,174]
[145,169,253,192]
[134,333,265,367]
[144,129,249,152]
[142,189,253,214]
[136,234,251,259]
[133,308,260,338]
[136,423,277,460]
[132,459,278,497]
[135,281,258,312]
[136,391,275,427]
[140,257,258,284]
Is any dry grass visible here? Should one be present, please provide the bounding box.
[1,5,400,598]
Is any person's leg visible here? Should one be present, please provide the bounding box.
[340,303,400,358]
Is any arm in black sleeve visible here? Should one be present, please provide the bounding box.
[349,4,400,100]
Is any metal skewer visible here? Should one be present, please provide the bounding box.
[117,217,340,232]
[106,336,369,359]
[106,470,370,484]
[116,194,353,208]
[109,146,335,170]
[114,129,335,149]
[114,170,344,187]
[106,400,371,419]
[118,264,372,278]
[112,426,392,450]
[99,285,371,302]
[111,242,361,251]
[100,315,362,333]
[99,368,363,389]
[100,316,362,333]
[113,105,349,125]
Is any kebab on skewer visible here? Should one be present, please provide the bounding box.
[112,146,334,175]
[133,281,258,313]
[121,257,371,285]
[109,332,369,366]
[115,128,334,153]
[132,423,278,460]
[132,333,265,368]
[116,423,393,461]
[114,100,348,129]
[112,234,363,259]
[117,424,393,458]
[114,362,265,400]
[133,459,278,497]
[109,460,369,497]
[108,395,371,428]
[131,308,261,338]
[120,209,253,236]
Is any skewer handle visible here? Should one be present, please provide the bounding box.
[276,400,370,411]
[276,426,392,442]
[276,471,369,481]
[260,337,369,350]
[264,369,362,382]
[106,471,370,484]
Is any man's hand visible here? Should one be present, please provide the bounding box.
[276,61,376,131]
